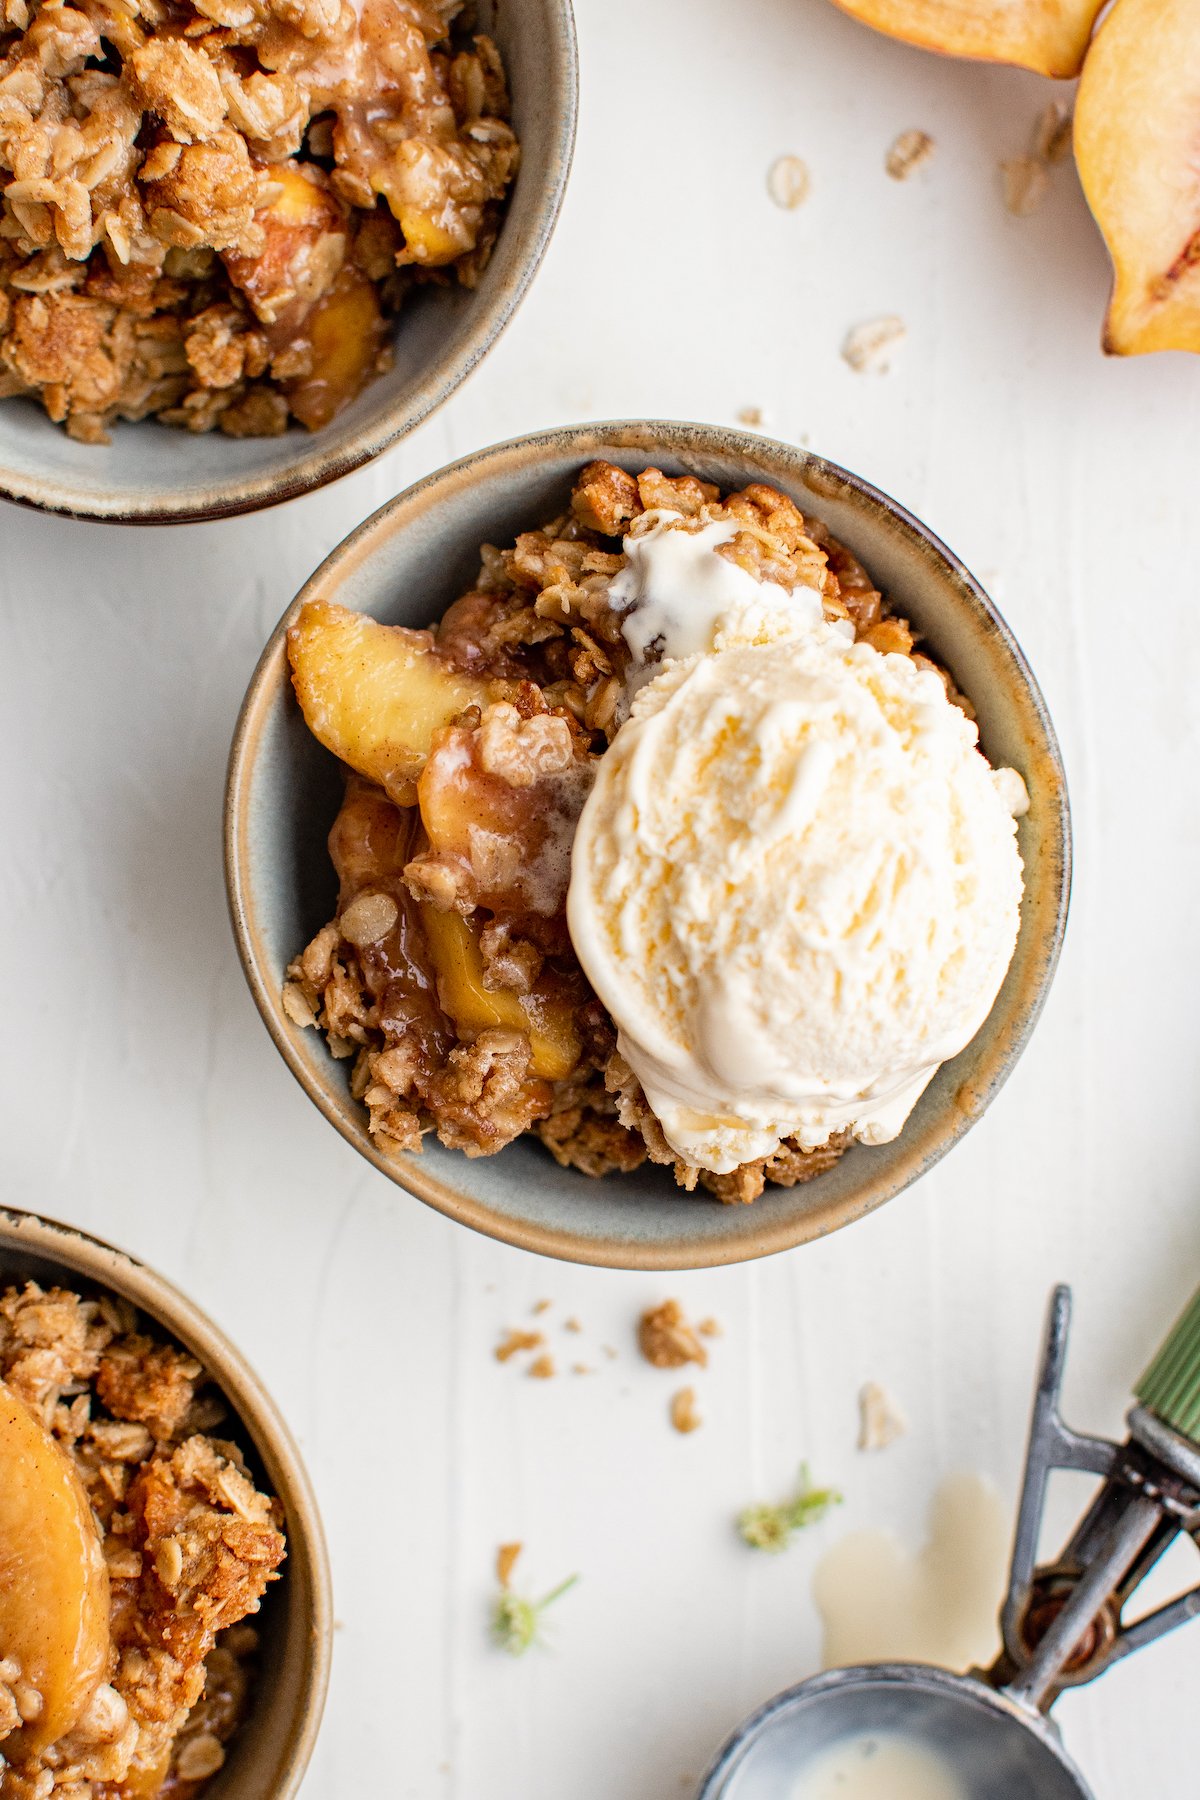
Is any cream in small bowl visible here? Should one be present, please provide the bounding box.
[226,421,1071,1270]
[0,1206,330,1799]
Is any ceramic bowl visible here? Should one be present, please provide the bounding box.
[0,1204,331,1798]
[225,420,1071,1270]
[0,0,576,524]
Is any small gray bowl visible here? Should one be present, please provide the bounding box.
[0,0,576,524]
[225,421,1071,1270]
[0,1205,331,1798]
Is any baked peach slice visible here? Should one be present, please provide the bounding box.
[225,164,347,327]
[0,1379,110,1756]
[1075,0,1200,354]
[288,599,493,804]
[284,266,389,430]
[419,906,580,1080]
[829,0,1105,76]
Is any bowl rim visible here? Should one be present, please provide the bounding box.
[0,1202,333,1798]
[225,418,1073,1270]
[0,0,578,526]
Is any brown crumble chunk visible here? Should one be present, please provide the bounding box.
[494,1329,543,1365]
[527,1354,555,1381]
[638,1300,708,1372]
[698,1318,722,1339]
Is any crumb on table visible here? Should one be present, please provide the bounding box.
[670,1387,702,1434]
[638,1299,708,1370]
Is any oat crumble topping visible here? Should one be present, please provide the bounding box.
[0,1282,285,1799]
[285,462,972,1202]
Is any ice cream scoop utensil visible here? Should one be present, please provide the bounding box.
[696,1282,1200,1799]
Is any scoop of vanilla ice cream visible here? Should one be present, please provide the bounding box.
[567,628,1026,1175]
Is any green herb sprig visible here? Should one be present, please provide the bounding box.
[738,1465,841,1552]
[491,1569,579,1655]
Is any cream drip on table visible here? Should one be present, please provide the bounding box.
[567,512,1029,1175]
[813,1473,1011,1675]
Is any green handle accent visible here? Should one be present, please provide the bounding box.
[1136,1288,1200,1445]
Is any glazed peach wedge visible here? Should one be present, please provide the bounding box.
[276,456,1038,1212]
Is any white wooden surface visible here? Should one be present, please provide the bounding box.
[4,1,1200,1794]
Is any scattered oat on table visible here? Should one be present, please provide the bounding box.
[698,1317,723,1339]
[1001,156,1049,217]
[572,1363,593,1376]
[532,1299,552,1316]
[638,1299,708,1369]
[886,129,935,181]
[528,1353,556,1380]
[858,1380,908,1451]
[841,316,906,374]
[1032,100,1073,166]
[737,406,764,427]
[671,1387,702,1434]
[496,1328,544,1364]
[767,154,811,210]
[602,1345,618,1361]
[564,1317,583,1334]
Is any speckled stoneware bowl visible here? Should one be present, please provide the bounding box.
[225,421,1072,1270]
[0,1205,331,1798]
[0,0,576,524]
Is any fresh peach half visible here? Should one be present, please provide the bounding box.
[287,599,493,804]
[1075,0,1200,354]
[0,1379,110,1756]
[829,0,1105,76]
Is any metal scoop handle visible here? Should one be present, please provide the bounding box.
[995,1285,1200,1715]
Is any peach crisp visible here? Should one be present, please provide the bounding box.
[282,461,1011,1204]
[0,1281,285,1798]
[0,0,518,441]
